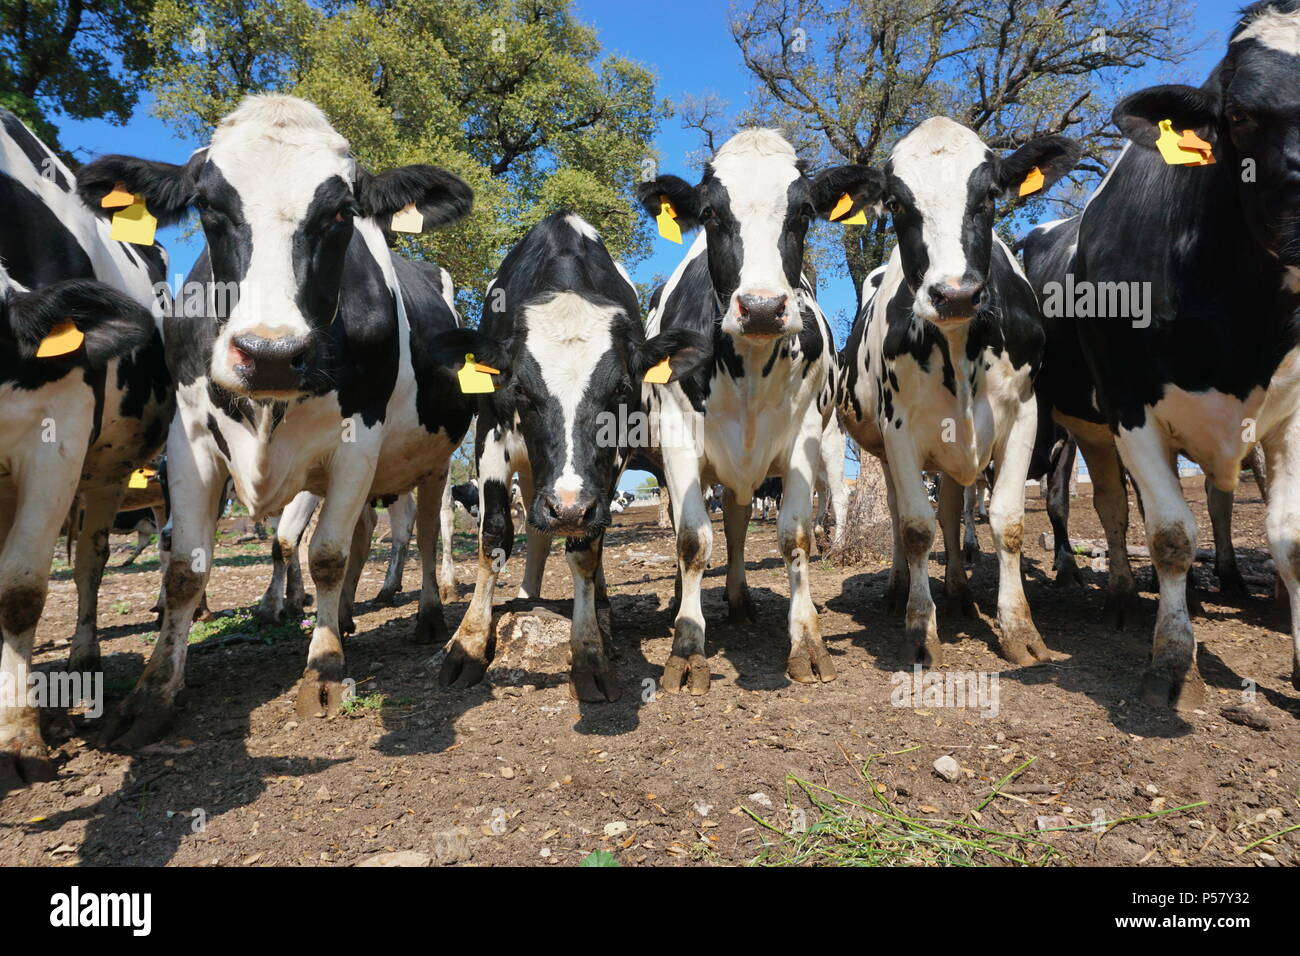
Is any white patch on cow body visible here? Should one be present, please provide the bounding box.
[1235,7,1300,53]
[1284,266,1300,293]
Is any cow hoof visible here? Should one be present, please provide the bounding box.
[569,656,619,702]
[102,695,178,750]
[295,671,345,718]
[1139,664,1205,711]
[882,582,908,615]
[662,653,710,695]
[1053,562,1083,588]
[66,648,103,674]
[373,587,398,607]
[898,629,943,668]
[962,543,979,565]
[439,642,487,689]
[726,591,757,625]
[998,628,1050,666]
[1217,569,1249,601]
[412,609,449,646]
[787,644,836,684]
[0,732,56,790]
[946,586,978,619]
[1102,591,1137,630]
[340,613,356,636]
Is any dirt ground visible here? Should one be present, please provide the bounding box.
[1,476,1297,867]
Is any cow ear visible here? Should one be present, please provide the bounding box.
[75,151,204,226]
[810,165,886,221]
[636,175,702,231]
[636,327,711,384]
[996,136,1082,201]
[1113,85,1220,150]
[357,165,474,231]
[2,279,155,368]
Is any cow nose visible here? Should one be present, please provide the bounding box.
[927,281,985,319]
[736,293,789,335]
[536,492,600,532]
[230,332,312,390]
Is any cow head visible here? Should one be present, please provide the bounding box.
[75,94,472,399]
[869,118,1080,327]
[1113,2,1300,279]
[638,129,882,341]
[433,299,707,538]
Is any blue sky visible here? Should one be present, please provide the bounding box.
[53,1,1239,490]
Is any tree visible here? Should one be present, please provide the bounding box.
[145,0,669,311]
[729,0,1202,302]
[0,0,157,153]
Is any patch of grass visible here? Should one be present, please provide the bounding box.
[187,609,308,647]
[578,850,619,867]
[341,691,386,715]
[749,748,1204,867]
[112,601,131,615]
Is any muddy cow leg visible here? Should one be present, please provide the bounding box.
[781,411,836,684]
[938,474,977,617]
[722,487,756,624]
[68,484,125,673]
[256,491,318,624]
[660,403,712,694]
[882,435,942,667]
[567,533,618,701]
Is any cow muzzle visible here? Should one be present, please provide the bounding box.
[925,279,985,323]
[533,490,604,536]
[226,331,314,394]
[735,292,793,338]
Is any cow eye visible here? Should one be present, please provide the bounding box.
[698,206,715,223]
[1228,109,1256,131]
[194,194,211,211]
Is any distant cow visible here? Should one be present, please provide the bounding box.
[450,480,480,519]
[754,477,782,520]
[76,94,476,745]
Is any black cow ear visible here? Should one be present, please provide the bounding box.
[636,175,702,231]
[1113,85,1220,150]
[357,165,474,231]
[997,136,1082,201]
[75,151,204,226]
[810,165,885,221]
[636,327,711,384]
[3,279,155,368]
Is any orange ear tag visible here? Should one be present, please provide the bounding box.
[643,356,672,384]
[458,353,496,394]
[101,182,135,209]
[1156,119,1214,167]
[1177,129,1216,166]
[1018,166,1045,197]
[128,467,156,490]
[390,203,423,233]
[36,321,85,358]
[110,199,157,245]
[656,197,682,244]
[830,192,867,225]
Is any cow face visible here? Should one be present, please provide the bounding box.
[638,130,882,341]
[434,314,707,538]
[75,94,472,399]
[1114,3,1300,279]
[880,118,1080,327]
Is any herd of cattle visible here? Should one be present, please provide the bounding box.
[0,1,1297,786]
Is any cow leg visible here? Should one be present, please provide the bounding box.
[1205,478,1247,599]
[1117,426,1203,710]
[938,474,976,616]
[722,488,756,624]
[256,491,318,624]
[338,503,377,636]
[880,464,910,614]
[961,481,980,564]
[817,418,848,549]
[661,408,712,695]
[1048,437,1081,586]
[412,466,452,647]
[515,469,550,600]
[1261,424,1300,690]
[376,492,416,606]
[567,533,618,701]
[105,435,226,749]
[67,484,125,674]
[990,402,1048,665]
[657,487,672,528]
[1076,435,1137,628]
[884,441,942,666]
[781,423,835,684]
[441,430,514,687]
[438,484,455,603]
[0,468,71,786]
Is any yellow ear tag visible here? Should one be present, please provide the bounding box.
[1018,166,1046,197]
[1156,119,1213,167]
[643,356,672,384]
[101,182,134,209]
[458,353,496,394]
[128,467,156,490]
[36,321,85,358]
[390,203,423,233]
[656,197,682,244]
[110,199,157,245]
[830,192,867,225]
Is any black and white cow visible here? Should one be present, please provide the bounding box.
[75,94,476,745]
[436,212,706,700]
[835,117,1080,666]
[0,111,173,785]
[1022,1,1300,708]
[636,128,870,693]
[754,476,783,520]
[450,480,480,518]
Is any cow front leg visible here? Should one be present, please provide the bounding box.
[662,459,712,696]
[515,469,551,600]
[1117,424,1203,710]
[256,491,317,623]
[1077,436,1137,627]
[1047,436,1081,586]
[1206,479,1247,599]
[412,467,452,647]
[567,534,618,701]
[990,402,1048,665]
[961,481,981,564]
[1262,423,1300,690]
[67,484,125,673]
[105,434,226,749]
[885,443,942,666]
[819,415,849,549]
[721,487,756,623]
[437,485,455,603]
[376,492,416,605]
[880,463,910,613]
[938,474,977,617]
[780,436,835,684]
[338,503,377,635]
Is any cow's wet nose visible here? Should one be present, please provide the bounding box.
[737,293,789,336]
[928,281,985,319]
[536,492,601,533]
[230,332,311,390]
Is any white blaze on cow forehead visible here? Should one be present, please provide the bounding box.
[1235,7,1300,54]
[710,129,802,302]
[565,213,600,242]
[524,292,621,501]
